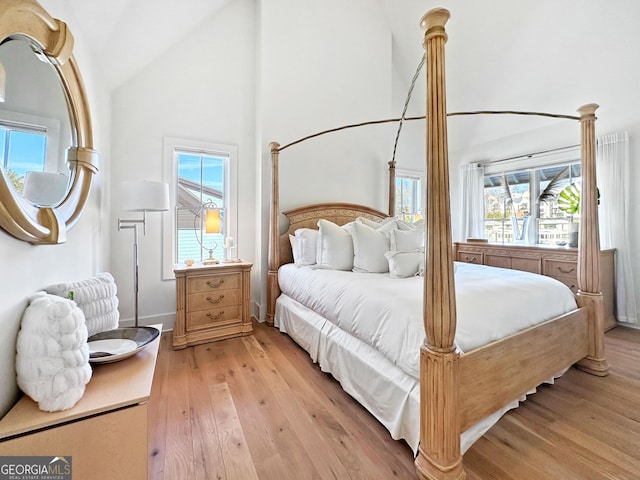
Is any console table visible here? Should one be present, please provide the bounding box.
[454,242,617,331]
[0,324,161,479]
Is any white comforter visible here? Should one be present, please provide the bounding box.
[278,261,577,379]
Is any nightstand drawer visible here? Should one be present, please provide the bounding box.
[187,306,241,331]
[188,289,241,311]
[187,272,240,293]
[543,259,577,279]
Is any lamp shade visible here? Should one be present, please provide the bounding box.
[121,180,170,212]
[23,171,69,205]
[205,208,221,234]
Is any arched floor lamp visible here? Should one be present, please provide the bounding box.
[118,180,169,327]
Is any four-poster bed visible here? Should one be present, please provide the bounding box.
[266,7,607,480]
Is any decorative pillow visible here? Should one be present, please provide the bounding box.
[46,273,119,336]
[289,234,298,261]
[396,218,417,231]
[356,216,395,229]
[293,228,318,266]
[315,219,354,270]
[351,221,395,273]
[16,292,92,412]
[390,228,424,252]
[385,250,425,279]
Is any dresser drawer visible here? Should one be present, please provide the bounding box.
[543,259,578,279]
[485,254,511,269]
[187,305,241,331]
[457,250,482,264]
[187,272,240,294]
[552,276,578,294]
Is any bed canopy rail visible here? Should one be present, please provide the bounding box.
[267,7,607,480]
[268,107,583,318]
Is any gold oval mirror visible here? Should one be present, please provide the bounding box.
[0,0,98,244]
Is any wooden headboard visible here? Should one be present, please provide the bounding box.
[277,202,388,268]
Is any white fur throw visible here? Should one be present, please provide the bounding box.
[46,273,119,336]
[16,292,92,412]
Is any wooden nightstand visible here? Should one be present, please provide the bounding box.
[173,262,253,349]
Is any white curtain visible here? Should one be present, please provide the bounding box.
[459,162,485,241]
[596,131,638,325]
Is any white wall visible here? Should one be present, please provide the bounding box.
[110,0,257,329]
[257,0,395,319]
[0,0,110,417]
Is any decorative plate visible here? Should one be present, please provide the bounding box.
[87,326,160,364]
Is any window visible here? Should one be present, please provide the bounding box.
[395,170,423,223]
[0,122,47,195]
[175,151,227,264]
[483,157,581,245]
[163,138,238,279]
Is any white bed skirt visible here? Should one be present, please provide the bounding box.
[275,293,529,455]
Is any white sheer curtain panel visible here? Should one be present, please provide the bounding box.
[459,162,485,241]
[596,131,638,325]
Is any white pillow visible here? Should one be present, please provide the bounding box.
[355,216,381,228]
[385,250,425,279]
[289,234,298,261]
[390,228,424,252]
[352,221,394,273]
[396,218,417,231]
[315,219,354,270]
[356,216,395,229]
[45,273,119,337]
[16,292,92,411]
[293,228,318,265]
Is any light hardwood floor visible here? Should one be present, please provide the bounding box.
[148,322,640,480]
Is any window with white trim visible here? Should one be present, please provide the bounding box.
[483,148,582,245]
[162,138,238,279]
[395,170,424,223]
[0,122,47,194]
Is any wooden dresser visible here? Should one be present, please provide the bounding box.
[0,324,161,479]
[453,242,617,331]
[173,262,253,349]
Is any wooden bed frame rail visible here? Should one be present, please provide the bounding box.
[267,7,608,480]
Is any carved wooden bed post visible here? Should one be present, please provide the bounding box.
[575,104,609,376]
[267,142,281,326]
[415,8,465,480]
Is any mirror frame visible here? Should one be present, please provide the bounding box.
[0,0,98,244]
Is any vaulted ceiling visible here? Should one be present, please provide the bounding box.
[51,0,640,154]
[61,0,234,89]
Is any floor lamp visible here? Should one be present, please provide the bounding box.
[118,180,170,327]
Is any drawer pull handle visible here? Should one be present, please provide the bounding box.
[206,311,225,320]
[557,266,575,274]
[464,255,477,262]
[206,279,225,289]
[207,295,225,304]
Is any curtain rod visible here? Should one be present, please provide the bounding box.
[480,143,580,167]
